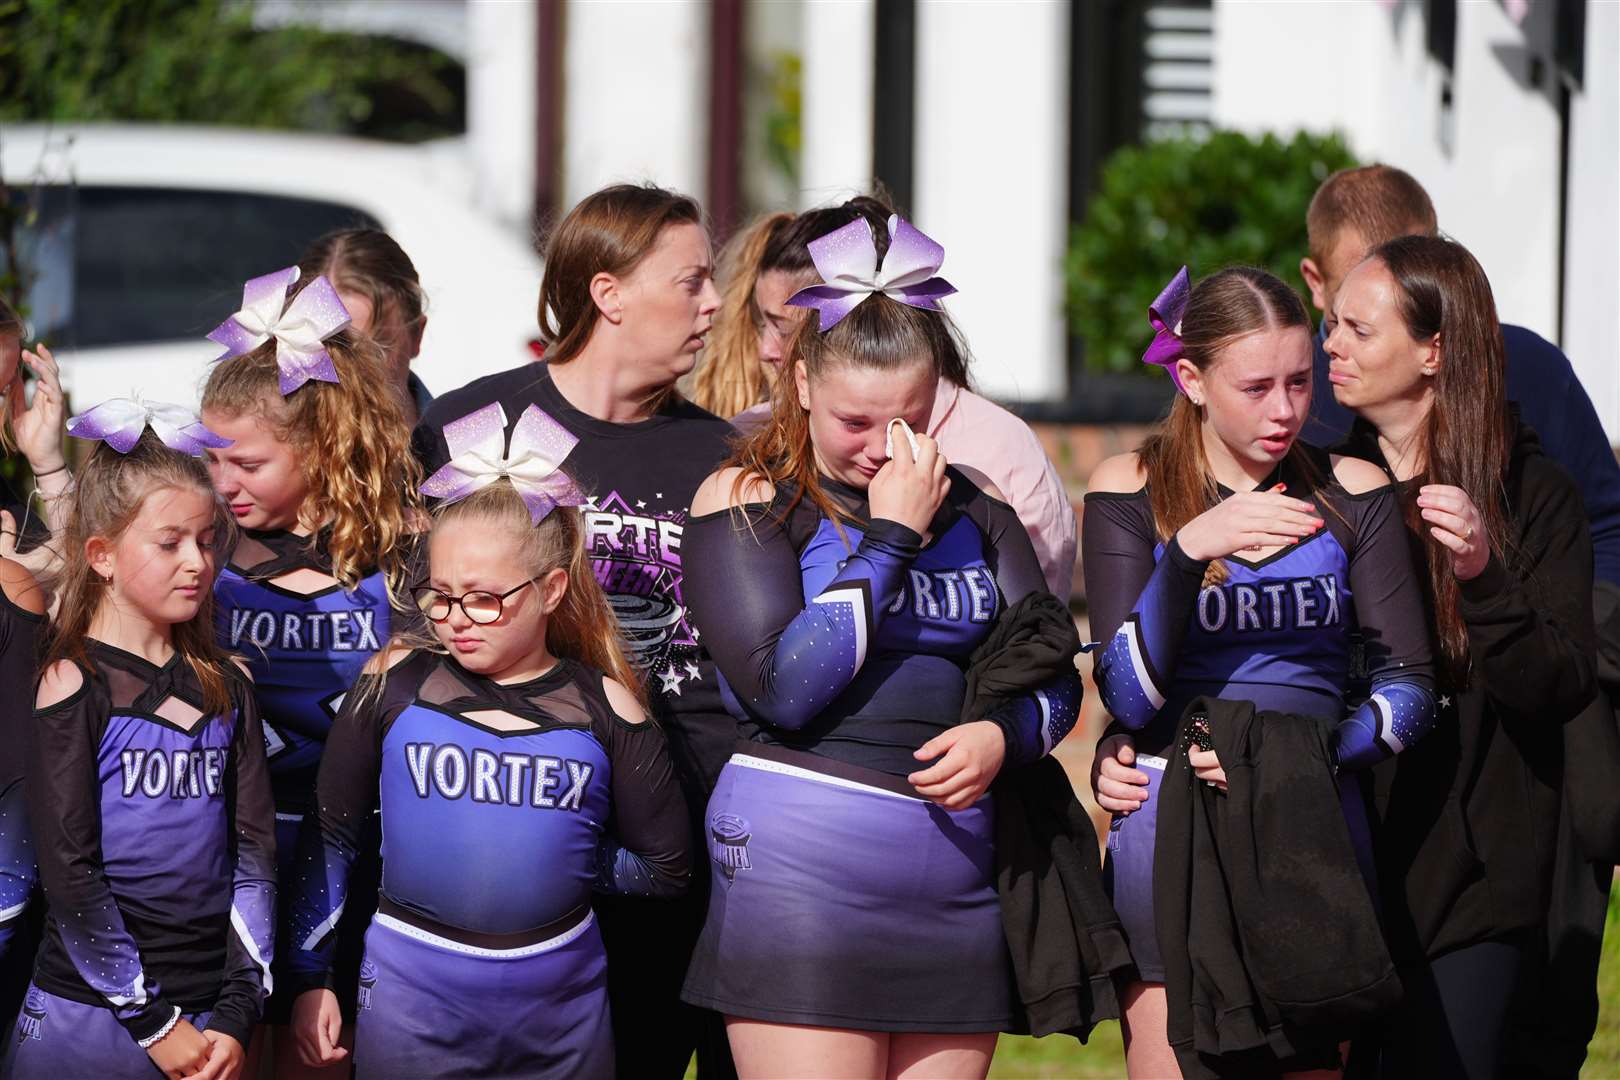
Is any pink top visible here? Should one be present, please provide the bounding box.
[730,384,1076,599]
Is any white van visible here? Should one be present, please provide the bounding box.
[1,124,544,408]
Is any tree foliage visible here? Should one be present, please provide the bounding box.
[0,0,461,141]
[1067,129,1357,376]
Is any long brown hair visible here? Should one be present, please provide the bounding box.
[299,228,426,364]
[730,287,968,528]
[201,329,422,596]
[1136,267,1315,584]
[46,431,237,714]
[690,197,971,419]
[1373,234,1513,682]
[431,482,644,703]
[538,183,704,369]
[690,211,794,417]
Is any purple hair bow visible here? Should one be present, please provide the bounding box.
[67,397,233,456]
[1142,266,1192,393]
[786,214,957,331]
[419,403,584,524]
[207,266,352,395]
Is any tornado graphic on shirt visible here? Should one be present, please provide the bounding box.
[583,490,704,698]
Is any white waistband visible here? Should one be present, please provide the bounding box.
[373,910,594,959]
[728,753,934,803]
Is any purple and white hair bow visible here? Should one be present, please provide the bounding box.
[786,214,957,331]
[207,266,352,395]
[67,397,233,456]
[419,403,584,525]
[1143,266,1192,394]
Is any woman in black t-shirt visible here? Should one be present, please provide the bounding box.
[411,183,736,1079]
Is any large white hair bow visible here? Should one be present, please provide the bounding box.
[67,397,232,456]
[207,266,352,395]
[419,403,585,524]
[786,214,956,331]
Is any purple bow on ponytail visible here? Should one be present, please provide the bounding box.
[1142,266,1191,394]
[786,214,956,331]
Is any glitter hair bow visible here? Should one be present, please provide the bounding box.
[67,397,232,456]
[786,214,957,331]
[419,403,584,524]
[207,266,352,395]
[1142,266,1192,394]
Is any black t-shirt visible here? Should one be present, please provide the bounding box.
[412,361,739,798]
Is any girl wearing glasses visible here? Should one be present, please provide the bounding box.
[200,269,422,1079]
[286,409,689,1078]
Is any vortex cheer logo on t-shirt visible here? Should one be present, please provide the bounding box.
[584,490,704,695]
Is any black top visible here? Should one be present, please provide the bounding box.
[0,476,50,554]
[412,361,738,798]
[27,644,276,1047]
[1339,418,1598,960]
[0,581,43,960]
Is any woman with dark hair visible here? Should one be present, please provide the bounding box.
[693,197,1077,598]
[1324,235,1596,1077]
[1082,264,1435,1076]
[1093,238,1598,1076]
[299,229,433,424]
[681,214,1083,1077]
[410,183,736,1078]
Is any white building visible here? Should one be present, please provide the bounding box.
[1213,0,1619,438]
[261,0,1618,431]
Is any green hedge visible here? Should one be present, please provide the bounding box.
[1066,129,1357,377]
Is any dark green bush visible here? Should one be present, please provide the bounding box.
[1066,129,1357,377]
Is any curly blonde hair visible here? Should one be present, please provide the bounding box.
[201,329,422,596]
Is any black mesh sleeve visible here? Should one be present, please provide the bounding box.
[27,667,181,1044]
[284,670,390,998]
[593,691,691,899]
[203,676,278,1046]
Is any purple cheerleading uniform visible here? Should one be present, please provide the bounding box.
[7,643,276,1078]
[679,470,1082,1032]
[213,528,412,1019]
[286,651,690,1079]
[1082,447,1436,983]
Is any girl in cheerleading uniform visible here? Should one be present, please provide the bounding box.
[288,403,689,1080]
[10,408,275,1080]
[679,216,1082,1077]
[199,267,421,1077]
[692,196,1076,598]
[1083,266,1435,1076]
[0,556,44,963]
[412,183,734,1079]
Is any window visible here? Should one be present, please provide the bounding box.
[20,186,378,349]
